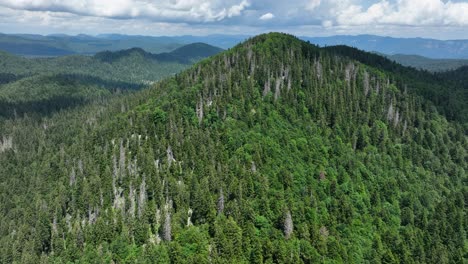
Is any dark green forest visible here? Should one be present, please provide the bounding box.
[0,43,222,119]
[0,33,466,263]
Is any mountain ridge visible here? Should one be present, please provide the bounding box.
[94,43,223,64]
[3,32,468,59]
[304,34,468,59]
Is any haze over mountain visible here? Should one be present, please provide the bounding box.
[303,35,468,59]
[0,32,465,263]
[0,33,235,56]
[384,54,468,72]
[2,33,468,61]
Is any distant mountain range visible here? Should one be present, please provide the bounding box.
[302,35,468,59]
[385,54,468,72]
[2,32,468,68]
[0,33,239,56]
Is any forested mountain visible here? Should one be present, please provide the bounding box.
[95,43,223,64]
[304,35,468,59]
[0,33,466,263]
[385,54,468,72]
[0,43,222,118]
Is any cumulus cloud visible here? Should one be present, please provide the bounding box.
[0,0,250,22]
[306,0,321,11]
[0,0,467,38]
[334,0,468,26]
[259,12,274,20]
[228,0,250,17]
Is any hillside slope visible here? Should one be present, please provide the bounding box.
[0,33,465,263]
[322,45,468,123]
[0,43,222,118]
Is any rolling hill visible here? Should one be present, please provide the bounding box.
[0,43,222,118]
[95,43,223,64]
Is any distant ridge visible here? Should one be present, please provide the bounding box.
[303,34,468,59]
[385,54,468,72]
[94,43,223,64]
[2,33,467,59]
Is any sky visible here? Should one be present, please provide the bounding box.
[0,0,467,39]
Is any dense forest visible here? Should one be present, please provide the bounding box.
[0,43,222,119]
[323,45,468,123]
[0,33,466,263]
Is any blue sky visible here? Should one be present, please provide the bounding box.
[0,0,467,39]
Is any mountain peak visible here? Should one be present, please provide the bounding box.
[164,42,223,61]
[93,43,222,64]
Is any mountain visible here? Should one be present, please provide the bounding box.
[170,34,250,49]
[0,43,222,117]
[0,33,185,56]
[158,42,224,63]
[385,54,468,72]
[0,33,242,57]
[0,33,466,263]
[95,43,223,64]
[303,34,468,59]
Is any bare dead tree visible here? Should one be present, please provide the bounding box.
[284,210,293,239]
[217,188,225,214]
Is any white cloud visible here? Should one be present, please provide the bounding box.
[259,12,274,20]
[0,0,467,39]
[335,0,468,26]
[0,0,250,22]
[322,20,333,28]
[228,0,250,17]
[306,0,321,11]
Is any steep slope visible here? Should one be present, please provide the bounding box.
[323,45,468,123]
[0,33,466,263]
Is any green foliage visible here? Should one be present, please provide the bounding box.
[0,45,220,118]
[0,33,466,263]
